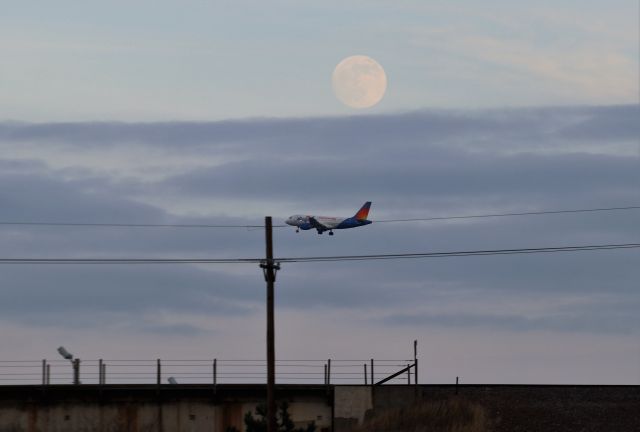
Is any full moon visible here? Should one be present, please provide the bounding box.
[332,55,387,109]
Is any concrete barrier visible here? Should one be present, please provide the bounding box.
[1,384,639,431]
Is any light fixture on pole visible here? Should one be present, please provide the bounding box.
[57,346,73,360]
[57,346,80,385]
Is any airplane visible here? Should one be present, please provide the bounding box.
[285,202,372,235]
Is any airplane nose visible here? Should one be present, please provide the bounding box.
[285,217,294,226]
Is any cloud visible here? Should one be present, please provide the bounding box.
[381,304,640,335]
[406,5,638,105]
[2,105,637,210]
[0,105,637,356]
[157,151,639,206]
[2,105,637,150]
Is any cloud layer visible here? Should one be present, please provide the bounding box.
[0,105,638,382]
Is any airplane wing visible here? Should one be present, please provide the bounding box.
[308,217,328,232]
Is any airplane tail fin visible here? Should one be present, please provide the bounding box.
[354,201,372,220]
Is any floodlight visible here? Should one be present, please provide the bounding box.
[57,346,73,360]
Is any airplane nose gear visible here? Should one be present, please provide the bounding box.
[329,230,334,236]
[296,228,299,233]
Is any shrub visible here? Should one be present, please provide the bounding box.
[353,398,487,432]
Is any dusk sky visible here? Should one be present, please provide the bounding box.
[0,1,639,384]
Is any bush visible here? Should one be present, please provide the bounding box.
[230,401,316,432]
[353,398,487,432]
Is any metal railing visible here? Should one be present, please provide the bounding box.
[0,358,417,386]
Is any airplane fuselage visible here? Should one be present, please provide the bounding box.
[285,202,373,235]
[286,215,372,231]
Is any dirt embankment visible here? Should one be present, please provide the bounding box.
[361,385,640,432]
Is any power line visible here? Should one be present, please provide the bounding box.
[0,205,637,229]
[0,258,259,264]
[0,221,284,229]
[278,243,640,262]
[0,243,637,264]
[373,205,640,223]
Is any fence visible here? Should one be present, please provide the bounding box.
[0,358,417,386]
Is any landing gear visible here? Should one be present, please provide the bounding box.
[317,230,323,235]
[329,230,334,236]
[296,228,299,233]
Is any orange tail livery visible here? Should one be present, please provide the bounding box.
[354,201,372,221]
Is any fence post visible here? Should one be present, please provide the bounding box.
[213,359,217,395]
[407,364,411,385]
[99,359,103,385]
[326,359,331,398]
[46,364,51,384]
[73,359,80,385]
[364,364,368,385]
[414,340,419,401]
[370,359,374,387]
[156,359,161,397]
[414,340,418,385]
[42,359,47,386]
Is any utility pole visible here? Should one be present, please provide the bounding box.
[261,217,280,432]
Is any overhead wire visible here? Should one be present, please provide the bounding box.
[0,205,638,229]
[0,258,260,264]
[0,243,637,264]
[277,243,640,263]
[0,221,286,229]
[373,205,640,223]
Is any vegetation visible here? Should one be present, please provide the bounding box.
[352,398,488,432]
[227,401,316,432]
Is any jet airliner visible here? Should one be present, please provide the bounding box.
[286,202,372,235]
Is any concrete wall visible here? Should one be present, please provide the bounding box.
[0,401,331,432]
[0,385,332,432]
[332,387,372,432]
[1,384,638,432]
[0,401,218,432]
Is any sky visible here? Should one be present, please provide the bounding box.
[0,1,639,384]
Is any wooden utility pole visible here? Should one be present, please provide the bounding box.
[261,217,279,432]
